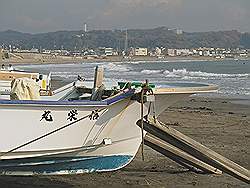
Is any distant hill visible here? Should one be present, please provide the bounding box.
[0,27,249,50]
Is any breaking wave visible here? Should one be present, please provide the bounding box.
[15,61,250,97]
[141,69,162,74]
[103,62,130,72]
[163,69,249,79]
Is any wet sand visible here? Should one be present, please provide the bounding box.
[0,97,249,187]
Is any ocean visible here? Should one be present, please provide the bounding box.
[15,59,250,99]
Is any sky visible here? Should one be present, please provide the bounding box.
[0,0,249,33]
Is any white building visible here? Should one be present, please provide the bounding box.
[175,29,183,35]
[203,50,211,56]
[167,49,176,56]
[176,49,190,56]
[0,48,4,59]
[98,47,115,56]
[134,48,148,56]
[104,48,114,56]
[30,48,39,53]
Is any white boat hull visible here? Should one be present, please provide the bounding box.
[0,82,218,175]
[0,92,146,175]
[0,80,11,94]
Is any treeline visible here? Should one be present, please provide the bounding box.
[0,27,249,50]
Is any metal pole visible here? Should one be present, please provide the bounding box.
[140,88,144,161]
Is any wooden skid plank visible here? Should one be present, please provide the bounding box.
[145,133,222,175]
[138,118,250,184]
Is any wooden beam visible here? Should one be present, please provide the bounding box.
[93,66,104,89]
[145,133,222,175]
[138,117,250,184]
[91,66,104,100]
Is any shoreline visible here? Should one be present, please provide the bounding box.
[1,54,249,66]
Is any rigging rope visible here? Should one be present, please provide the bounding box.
[140,79,154,161]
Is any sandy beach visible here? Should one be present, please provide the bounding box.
[1,53,249,66]
[0,96,249,188]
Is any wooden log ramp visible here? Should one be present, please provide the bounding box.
[137,117,250,184]
[145,134,222,175]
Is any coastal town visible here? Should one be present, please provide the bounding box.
[1,25,249,63]
[0,46,249,63]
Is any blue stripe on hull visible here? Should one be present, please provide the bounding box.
[0,89,135,106]
[0,155,133,175]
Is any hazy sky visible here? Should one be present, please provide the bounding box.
[0,0,249,33]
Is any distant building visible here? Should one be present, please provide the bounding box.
[30,48,39,53]
[42,50,51,54]
[168,28,183,35]
[149,47,163,57]
[104,48,114,56]
[175,29,183,35]
[0,48,4,59]
[98,47,115,56]
[176,49,190,56]
[133,48,148,56]
[203,50,210,57]
[167,49,176,56]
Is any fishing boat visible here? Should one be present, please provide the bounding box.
[0,66,218,175]
[0,65,51,96]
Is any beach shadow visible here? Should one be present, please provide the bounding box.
[122,168,191,174]
[0,176,71,188]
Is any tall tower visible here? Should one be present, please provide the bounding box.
[84,23,87,33]
[81,23,88,51]
[124,29,128,53]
